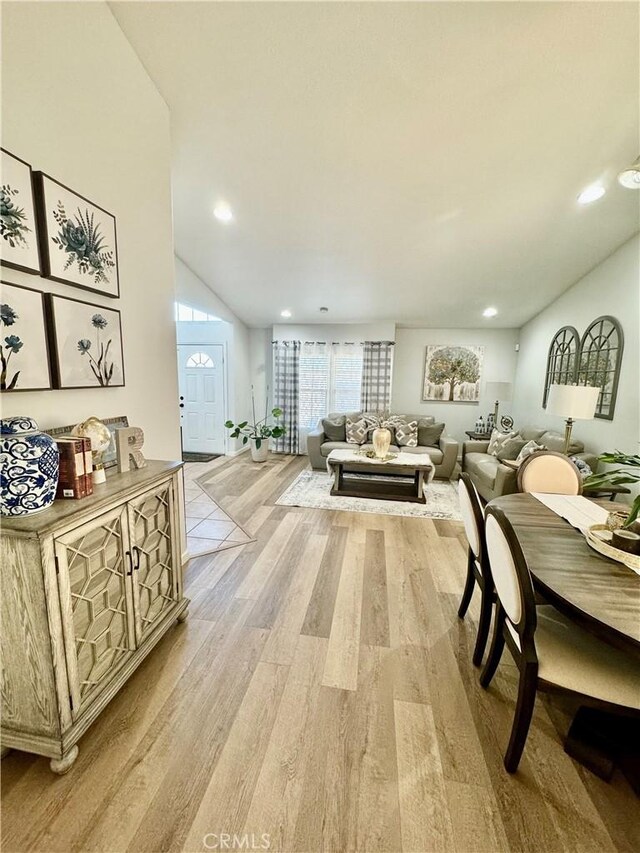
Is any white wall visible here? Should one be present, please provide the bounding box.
[175,256,252,450]
[273,323,396,343]
[1,2,180,460]
[512,235,640,455]
[392,327,520,443]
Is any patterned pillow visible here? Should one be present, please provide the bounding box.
[346,416,368,445]
[515,440,546,464]
[570,456,592,478]
[395,419,418,447]
[487,429,519,457]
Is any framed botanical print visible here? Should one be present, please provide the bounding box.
[34,172,119,297]
[46,294,125,389]
[0,280,52,391]
[0,150,42,275]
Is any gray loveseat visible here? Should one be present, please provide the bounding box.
[462,425,598,502]
[307,412,459,480]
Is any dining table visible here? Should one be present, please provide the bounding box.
[490,493,640,789]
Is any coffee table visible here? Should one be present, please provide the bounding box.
[326,449,435,504]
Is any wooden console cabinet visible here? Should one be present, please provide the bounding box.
[0,461,189,773]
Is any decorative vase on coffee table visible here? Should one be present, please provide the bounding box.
[1,416,59,516]
[372,427,392,459]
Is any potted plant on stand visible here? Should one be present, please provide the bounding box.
[225,387,285,463]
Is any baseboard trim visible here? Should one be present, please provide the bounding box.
[226,445,250,458]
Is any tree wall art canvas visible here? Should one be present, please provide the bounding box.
[46,294,125,389]
[0,281,52,391]
[34,173,119,297]
[0,150,42,275]
[422,344,484,403]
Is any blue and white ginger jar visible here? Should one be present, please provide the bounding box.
[1,417,59,516]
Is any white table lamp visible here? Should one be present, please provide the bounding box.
[547,384,600,454]
[485,381,513,426]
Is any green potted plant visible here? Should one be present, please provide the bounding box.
[583,451,640,530]
[225,387,284,463]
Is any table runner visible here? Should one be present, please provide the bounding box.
[532,492,609,533]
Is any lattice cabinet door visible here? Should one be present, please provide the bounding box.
[54,506,136,718]
[127,480,180,644]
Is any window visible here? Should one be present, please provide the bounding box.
[175,302,221,322]
[299,342,363,429]
[186,352,214,368]
[299,344,330,429]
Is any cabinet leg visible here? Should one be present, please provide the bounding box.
[50,745,78,775]
[177,608,189,624]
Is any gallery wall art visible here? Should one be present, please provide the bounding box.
[0,280,52,391]
[0,149,42,275]
[422,344,484,403]
[46,294,125,389]
[34,172,119,298]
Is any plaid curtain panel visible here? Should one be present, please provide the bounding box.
[272,341,301,454]
[360,341,394,411]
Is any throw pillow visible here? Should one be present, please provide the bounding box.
[322,415,346,442]
[515,440,546,464]
[418,421,445,447]
[496,438,527,461]
[395,419,418,447]
[570,456,592,478]
[487,429,518,457]
[346,416,368,445]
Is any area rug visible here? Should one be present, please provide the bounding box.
[182,451,221,463]
[276,470,462,520]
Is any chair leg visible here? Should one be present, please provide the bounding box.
[480,606,505,688]
[504,665,538,773]
[472,583,493,667]
[457,548,476,618]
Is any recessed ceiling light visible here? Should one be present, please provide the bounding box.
[213,203,233,222]
[280,309,292,318]
[618,156,640,189]
[483,307,498,318]
[577,184,606,205]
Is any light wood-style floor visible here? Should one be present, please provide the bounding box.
[2,453,638,853]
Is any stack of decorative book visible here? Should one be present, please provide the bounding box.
[54,436,93,499]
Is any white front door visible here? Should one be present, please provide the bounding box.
[177,344,226,455]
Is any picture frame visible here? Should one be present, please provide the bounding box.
[1,149,42,275]
[422,344,484,403]
[34,172,119,298]
[46,415,129,469]
[0,280,52,391]
[46,293,125,389]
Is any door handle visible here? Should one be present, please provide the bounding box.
[132,546,141,571]
[179,403,184,408]
[126,551,133,576]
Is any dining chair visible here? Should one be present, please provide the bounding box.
[517,450,583,495]
[480,505,640,773]
[457,473,494,666]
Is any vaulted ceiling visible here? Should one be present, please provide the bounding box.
[111,1,639,328]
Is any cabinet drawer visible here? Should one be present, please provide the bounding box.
[54,505,136,717]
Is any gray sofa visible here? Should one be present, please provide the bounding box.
[307,412,459,480]
[462,425,598,502]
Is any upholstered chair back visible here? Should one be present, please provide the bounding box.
[458,473,483,561]
[484,508,537,647]
[517,451,582,496]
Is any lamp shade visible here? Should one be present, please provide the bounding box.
[485,381,512,401]
[547,384,600,420]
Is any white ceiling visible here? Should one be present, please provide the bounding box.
[111,1,640,329]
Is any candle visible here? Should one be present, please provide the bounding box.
[611,529,640,555]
